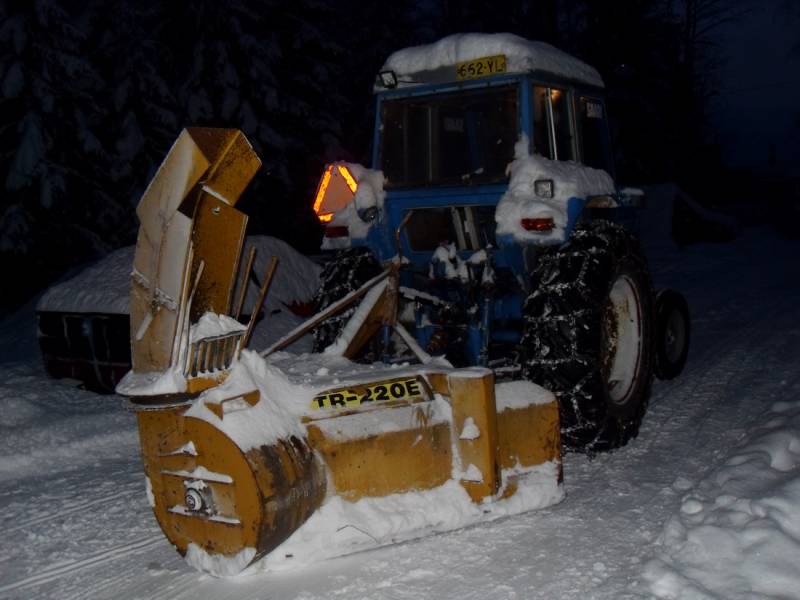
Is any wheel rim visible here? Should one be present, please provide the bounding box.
[602,274,644,404]
[663,309,686,364]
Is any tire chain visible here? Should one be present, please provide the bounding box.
[519,221,654,453]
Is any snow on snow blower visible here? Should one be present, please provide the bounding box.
[118,127,563,577]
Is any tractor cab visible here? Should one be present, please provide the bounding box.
[313,33,615,269]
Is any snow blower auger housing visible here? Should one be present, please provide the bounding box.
[311,33,691,453]
[119,127,563,577]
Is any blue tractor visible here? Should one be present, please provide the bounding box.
[310,34,689,452]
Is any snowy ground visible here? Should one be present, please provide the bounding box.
[1,227,799,599]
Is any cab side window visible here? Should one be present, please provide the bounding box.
[577,96,612,173]
[532,85,575,161]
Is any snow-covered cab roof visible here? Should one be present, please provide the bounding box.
[376,33,604,91]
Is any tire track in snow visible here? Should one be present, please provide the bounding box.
[644,267,799,451]
[626,317,769,514]
[55,551,193,600]
[630,288,799,502]
[651,319,758,443]
[4,491,128,534]
[647,233,797,396]
[0,535,165,596]
[0,429,139,483]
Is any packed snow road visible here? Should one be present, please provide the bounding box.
[1,228,799,599]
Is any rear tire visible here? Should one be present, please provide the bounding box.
[311,247,381,353]
[520,221,656,452]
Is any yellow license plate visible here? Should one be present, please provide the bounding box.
[311,376,428,410]
[456,55,507,80]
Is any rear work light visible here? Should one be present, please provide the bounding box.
[520,217,555,232]
[379,70,398,88]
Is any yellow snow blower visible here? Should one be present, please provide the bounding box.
[119,128,562,576]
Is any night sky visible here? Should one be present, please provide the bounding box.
[715,0,800,173]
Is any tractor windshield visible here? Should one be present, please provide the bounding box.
[380,84,518,188]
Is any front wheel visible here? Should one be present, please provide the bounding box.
[311,247,381,353]
[520,221,656,452]
[654,289,690,380]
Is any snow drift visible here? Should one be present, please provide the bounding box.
[644,398,800,599]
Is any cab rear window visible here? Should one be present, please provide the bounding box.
[381,85,518,188]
